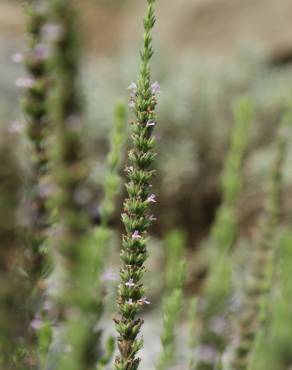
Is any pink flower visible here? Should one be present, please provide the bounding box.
[132,230,142,240]
[31,316,43,330]
[138,297,150,305]
[151,81,160,94]
[147,194,156,203]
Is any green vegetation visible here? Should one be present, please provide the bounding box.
[0,1,292,370]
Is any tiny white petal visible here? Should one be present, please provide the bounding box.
[125,279,135,287]
[146,120,156,127]
[15,77,34,88]
[139,297,151,305]
[127,82,137,91]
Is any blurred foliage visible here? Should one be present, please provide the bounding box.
[2,44,292,243]
[1,3,292,369]
[82,49,292,245]
[156,261,186,370]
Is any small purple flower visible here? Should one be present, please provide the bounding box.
[125,279,135,287]
[127,82,137,92]
[31,316,43,330]
[132,230,142,240]
[146,120,156,128]
[126,298,134,305]
[11,53,23,64]
[138,297,150,305]
[147,194,156,203]
[151,81,160,94]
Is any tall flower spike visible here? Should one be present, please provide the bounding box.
[114,1,158,369]
[47,1,104,370]
[156,261,186,370]
[22,0,52,291]
[194,97,254,370]
[93,102,128,369]
[228,112,289,370]
[20,2,53,366]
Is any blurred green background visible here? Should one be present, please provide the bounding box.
[1,0,292,261]
[2,2,292,369]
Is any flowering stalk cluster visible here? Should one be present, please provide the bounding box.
[195,97,254,370]
[253,230,292,370]
[94,102,128,369]
[47,1,103,369]
[114,1,158,369]
[21,0,52,289]
[156,230,186,370]
[156,261,186,370]
[0,132,31,370]
[229,114,288,370]
[14,2,54,366]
